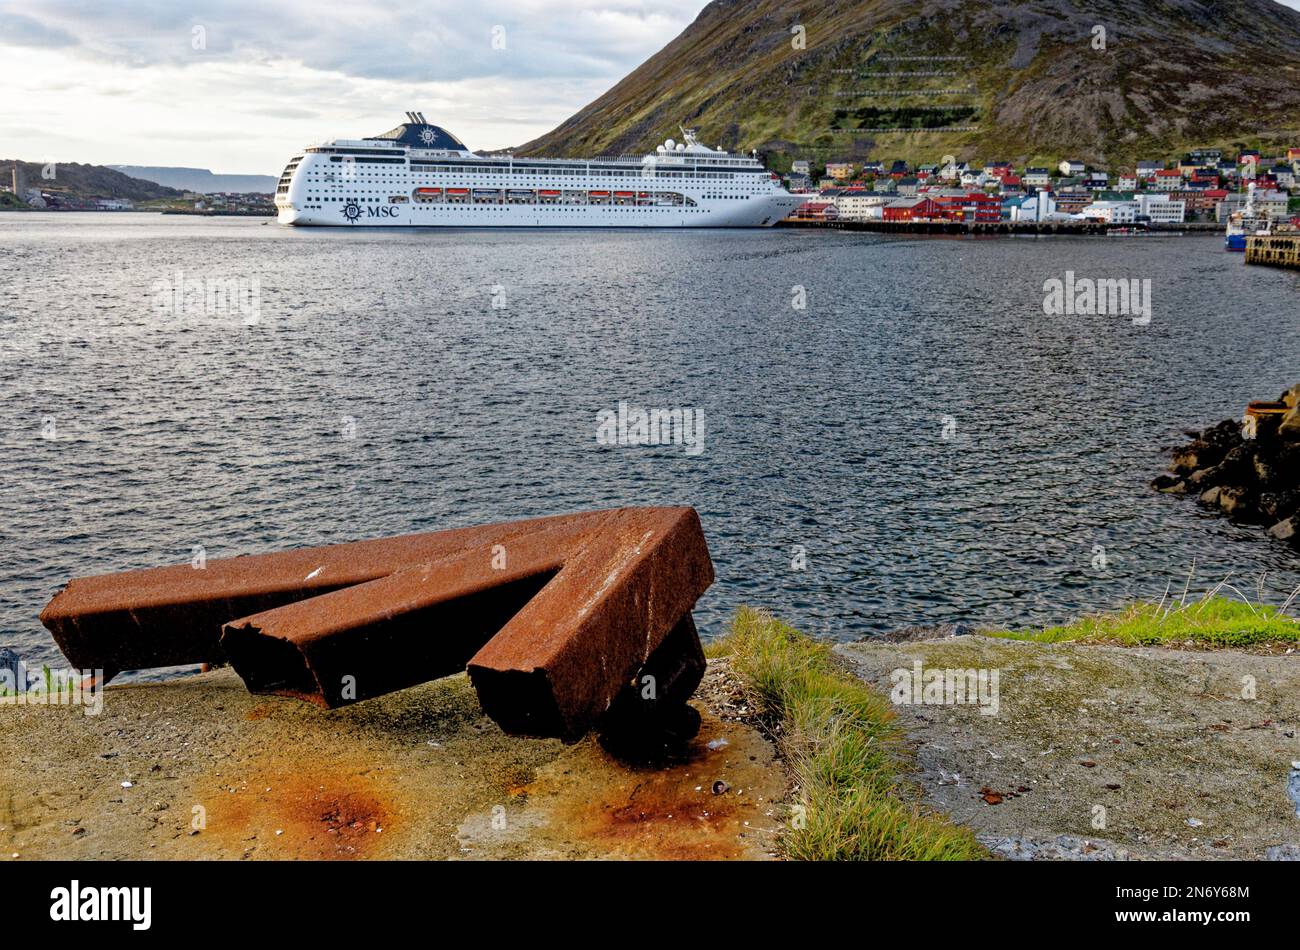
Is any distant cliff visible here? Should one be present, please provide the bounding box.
[0,161,181,201]
[110,166,277,195]
[520,0,1300,168]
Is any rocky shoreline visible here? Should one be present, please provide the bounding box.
[1153,383,1300,548]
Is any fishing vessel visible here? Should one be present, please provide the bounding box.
[1225,183,1271,251]
[275,113,802,228]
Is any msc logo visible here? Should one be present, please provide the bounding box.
[341,201,399,223]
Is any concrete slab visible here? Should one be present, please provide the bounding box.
[835,635,1300,860]
[0,660,782,861]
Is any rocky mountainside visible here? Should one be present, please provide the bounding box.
[0,160,181,202]
[521,0,1300,169]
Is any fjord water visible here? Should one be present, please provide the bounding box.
[3,213,1299,672]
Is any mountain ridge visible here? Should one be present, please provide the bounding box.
[520,0,1300,168]
[0,160,181,201]
[109,166,277,194]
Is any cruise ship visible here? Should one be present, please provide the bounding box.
[275,113,803,228]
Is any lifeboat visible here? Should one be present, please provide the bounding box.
[538,190,561,197]
[414,187,442,195]
[589,191,610,197]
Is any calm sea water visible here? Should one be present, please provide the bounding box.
[3,213,1299,674]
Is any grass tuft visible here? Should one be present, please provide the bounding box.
[987,596,1300,649]
[716,607,985,861]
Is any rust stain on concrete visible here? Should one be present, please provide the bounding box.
[198,759,403,860]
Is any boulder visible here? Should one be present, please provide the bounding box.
[1152,474,1186,494]
[1218,485,1258,520]
[1260,490,1300,522]
[1201,419,1243,448]
[1268,517,1298,542]
[1281,383,1300,409]
[1171,439,1226,475]
[1198,486,1222,507]
[1253,451,1281,485]
[1280,404,1300,441]
[1218,443,1262,481]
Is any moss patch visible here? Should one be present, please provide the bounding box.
[986,596,1300,650]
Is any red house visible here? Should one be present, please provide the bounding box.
[930,191,1002,222]
[882,197,937,221]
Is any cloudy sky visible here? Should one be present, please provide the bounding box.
[0,0,706,173]
[4,0,1300,175]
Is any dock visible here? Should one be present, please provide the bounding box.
[1246,234,1300,269]
[777,219,1222,236]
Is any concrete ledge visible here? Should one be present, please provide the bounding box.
[0,661,782,861]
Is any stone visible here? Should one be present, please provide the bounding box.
[1152,474,1186,494]
[1281,383,1300,409]
[1260,490,1300,522]
[1198,487,1222,507]
[1280,404,1300,441]
[1201,419,1243,448]
[1218,486,1259,520]
[1171,440,1224,475]
[1268,517,1298,542]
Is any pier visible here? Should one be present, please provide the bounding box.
[1246,234,1300,269]
[778,219,1223,236]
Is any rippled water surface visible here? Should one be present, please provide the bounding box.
[3,213,1299,671]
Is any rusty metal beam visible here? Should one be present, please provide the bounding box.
[39,507,714,741]
[39,511,597,679]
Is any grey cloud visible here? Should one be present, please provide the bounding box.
[0,11,79,47]
[0,0,702,83]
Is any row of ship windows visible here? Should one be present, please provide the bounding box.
[312,161,749,180]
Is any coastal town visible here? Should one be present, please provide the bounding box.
[783,147,1300,228]
[1,164,274,216]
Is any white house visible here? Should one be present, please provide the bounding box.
[1116,175,1138,190]
[1079,200,1139,224]
[834,191,891,221]
[1252,189,1291,221]
[1023,167,1051,187]
[1059,159,1086,176]
[1136,193,1185,223]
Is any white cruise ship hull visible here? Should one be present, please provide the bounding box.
[275,115,803,230]
[278,196,801,228]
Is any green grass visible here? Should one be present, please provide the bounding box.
[986,596,1300,649]
[714,607,985,861]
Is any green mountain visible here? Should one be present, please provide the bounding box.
[0,160,181,202]
[520,0,1300,170]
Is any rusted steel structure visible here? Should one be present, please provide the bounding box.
[39,507,714,741]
